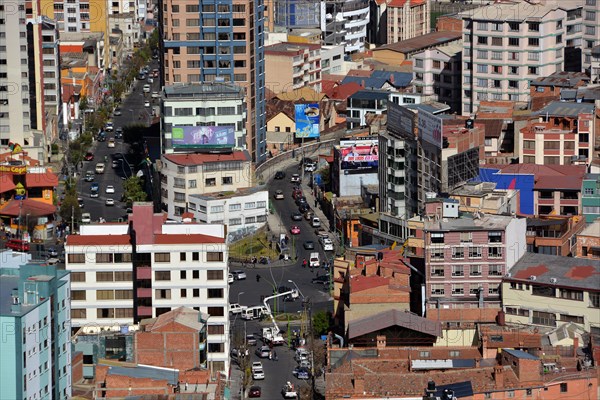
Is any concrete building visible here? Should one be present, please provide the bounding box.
[159,0,267,163]
[582,173,600,222]
[0,258,71,400]
[371,30,462,66]
[503,252,600,333]
[592,45,600,83]
[264,42,322,93]
[160,83,247,154]
[108,12,142,52]
[271,0,320,31]
[386,0,430,44]
[411,44,462,113]
[40,0,108,34]
[575,218,600,259]
[520,101,595,166]
[460,2,566,115]
[188,187,269,242]
[159,151,253,219]
[346,89,389,129]
[322,0,370,54]
[320,45,345,75]
[65,203,230,375]
[525,215,586,257]
[332,137,380,197]
[529,71,589,111]
[530,164,587,216]
[419,200,527,313]
[582,0,600,70]
[449,181,519,216]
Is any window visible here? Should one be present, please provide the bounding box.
[210,205,224,213]
[431,284,445,296]
[419,351,430,357]
[431,266,445,277]
[477,78,488,88]
[96,272,113,282]
[559,289,583,301]
[208,325,225,334]
[415,59,423,68]
[556,34,562,44]
[452,284,464,295]
[508,80,518,89]
[560,383,568,393]
[229,203,241,211]
[207,306,224,316]
[452,265,464,277]
[155,289,171,299]
[71,272,85,282]
[488,231,502,243]
[71,309,86,319]
[97,308,115,319]
[155,253,170,262]
[489,283,500,295]
[180,252,187,262]
[469,247,482,259]
[207,252,223,262]
[491,22,502,31]
[430,233,444,244]
[155,271,171,281]
[532,285,556,297]
[71,290,86,300]
[452,247,464,259]
[96,253,113,263]
[488,247,503,259]
[114,253,132,263]
[205,178,216,186]
[528,38,539,46]
[477,64,488,73]
[469,284,481,295]
[478,22,488,30]
[245,202,256,209]
[115,290,132,299]
[68,254,85,263]
[430,249,444,261]
[508,38,519,46]
[470,265,482,276]
[477,36,488,45]
[559,314,584,324]
[507,390,515,398]
[529,22,539,31]
[508,22,520,31]
[491,37,502,46]
[208,288,223,298]
[207,270,224,280]
[222,177,233,185]
[208,343,224,353]
[491,51,502,60]
[477,50,488,59]
[590,292,600,308]
[97,290,114,300]
[489,265,502,276]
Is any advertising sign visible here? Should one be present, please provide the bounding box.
[295,103,320,139]
[387,102,416,141]
[339,138,378,172]
[0,165,27,174]
[171,126,235,149]
[418,110,443,148]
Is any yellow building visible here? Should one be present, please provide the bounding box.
[502,253,600,333]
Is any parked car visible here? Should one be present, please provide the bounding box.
[320,237,334,251]
[251,362,263,372]
[84,152,94,161]
[255,346,270,358]
[77,197,84,208]
[228,273,234,284]
[107,138,116,148]
[314,228,329,239]
[303,240,315,250]
[291,212,303,221]
[311,275,330,285]
[113,108,122,116]
[246,334,258,346]
[81,212,91,224]
[105,185,115,194]
[274,190,284,200]
[248,386,261,398]
[229,303,247,315]
[143,84,150,93]
[115,127,123,139]
[304,210,314,220]
[298,203,310,213]
[290,174,300,183]
[46,246,59,258]
[95,163,105,174]
[105,198,115,206]
[151,91,159,98]
[144,100,150,107]
[274,171,285,179]
[231,270,247,280]
[295,196,307,206]
[252,368,265,380]
[6,239,30,252]
[84,171,94,182]
[293,366,310,380]
[290,225,300,235]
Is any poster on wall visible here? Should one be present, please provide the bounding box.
[295,103,320,138]
[418,110,443,148]
[171,126,235,149]
[339,138,379,172]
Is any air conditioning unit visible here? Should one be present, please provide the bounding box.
[550,278,557,284]
[529,275,537,281]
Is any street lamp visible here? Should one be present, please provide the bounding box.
[237,291,245,305]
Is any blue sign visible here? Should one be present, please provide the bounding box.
[295,103,320,139]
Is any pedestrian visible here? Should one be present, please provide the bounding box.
[274,350,278,361]
[269,351,272,360]
[302,258,307,268]
[314,199,317,207]
[256,274,261,282]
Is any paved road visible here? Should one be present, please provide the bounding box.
[79,60,161,223]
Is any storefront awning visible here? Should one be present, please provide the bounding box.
[0,198,56,217]
[0,175,16,194]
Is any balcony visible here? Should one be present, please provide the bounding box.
[137,267,152,279]
[538,198,555,205]
[137,287,152,297]
[138,306,153,316]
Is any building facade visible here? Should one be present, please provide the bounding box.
[0,258,72,400]
[421,202,527,312]
[159,0,267,163]
[503,253,600,333]
[460,3,566,115]
[582,173,600,222]
[575,218,600,259]
[161,83,247,154]
[582,0,600,70]
[159,151,253,219]
[264,42,322,93]
[386,0,430,44]
[322,0,370,54]
[346,89,389,129]
[65,203,230,374]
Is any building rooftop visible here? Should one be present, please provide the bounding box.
[275,86,326,102]
[323,81,364,101]
[162,150,250,166]
[507,252,600,291]
[476,119,505,138]
[348,89,390,101]
[451,181,499,196]
[0,276,37,316]
[436,42,463,57]
[375,31,462,54]
[405,101,451,115]
[101,364,179,386]
[530,71,590,88]
[493,164,587,190]
[501,348,539,360]
[579,219,600,237]
[163,82,245,99]
[66,234,131,246]
[459,2,557,21]
[189,184,267,201]
[347,309,442,339]
[584,173,600,180]
[413,212,517,232]
[264,41,320,56]
[476,101,515,120]
[535,101,595,118]
[142,306,207,332]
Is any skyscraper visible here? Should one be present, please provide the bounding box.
[159,0,267,163]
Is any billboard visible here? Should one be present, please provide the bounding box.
[387,102,416,141]
[418,110,443,148]
[171,126,235,149]
[447,147,480,189]
[339,138,378,173]
[295,103,320,139]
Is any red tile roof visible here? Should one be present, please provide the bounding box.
[153,234,224,244]
[513,264,549,280]
[26,171,59,188]
[497,164,587,190]
[66,234,131,246]
[0,175,15,193]
[163,151,250,166]
[350,274,390,293]
[323,82,363,101]
[388,0,426,6]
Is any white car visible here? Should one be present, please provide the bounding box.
[105,185,115,194]
[144,100,150,107]
[229,303,247,315]
[231,270,247,280]
[252,368,265,380]
[228,273,234,284]
[81,213,91,224]
[105,198,115,206]
[151,91,159,98]
[321,237,334,251]
[274,190,284,200]
[143,84,150,93]
[251,362,263,372]
[147,77,154,84]
[290,174,300,183]
[107,138,115,148]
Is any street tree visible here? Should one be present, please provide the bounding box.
[122,176,147,206]
[59,191,81,228]
[312,310,331,336]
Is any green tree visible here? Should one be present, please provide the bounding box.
[122,176,147,206]
[312,310,331,336]
[59,191,81,227]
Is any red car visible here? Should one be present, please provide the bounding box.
[290,225,301,235]
[248,386,261,398]
[84,152,94,161]
[6,239,30,252]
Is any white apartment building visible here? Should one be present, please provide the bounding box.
[189,188,269,242]
[65,203,230,373]
[412,44,463,114]
[321,45,345,75]
[160,151,253,219]
[386,0,430,44]
[582,0,600,69]
[460,2,566,115]
[108,12,142,51]
[322,0,370,54]
[161,83,247,153]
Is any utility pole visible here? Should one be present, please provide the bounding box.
[307,298,316,398]
[71,205,74,234]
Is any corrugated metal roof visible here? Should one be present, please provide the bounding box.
[347,309,442,339]
[502,348,539,360]
[535,101,594,117]
[105,365,179,385]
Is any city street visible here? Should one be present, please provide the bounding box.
[78,60,161,223]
